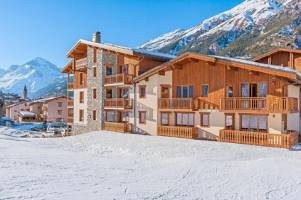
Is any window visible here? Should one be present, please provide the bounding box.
[176,86,182,98]
[93,88,97,99]
[79,73,84,85]
[176,113,194,126]
[92,110,97,120]
[161,85,170,98]
[122,88,129,98]
[200,113,210,127]
[161,112,169,125]
[225,114,235,130]
[122,64,129,74]
[189,86,194,98]
[122,112,129,122]
[241,114,267,131]
[176,85,193,98]
[139,85,146,98]
[139,111,146,124]
[79,91,84,103]
[106,67,112,76]
[93,67,97,77]
[227,86,233,97]
[106,111,116,122]
[57,110,62,115]
[183,86,188,98]
[79,109,84,122]
[258,82,267,97]
[202,84,209,97]
[57,102,63,107]
[93,48,97,63]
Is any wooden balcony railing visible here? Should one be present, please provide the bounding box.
[104,74,134,85]
[67,82,73,90]
[158,126,198,139]
[67,100,74,107]
[220,96,298,113]
[76,57,87,69]
[158,98,193,110]
[219,129,299,149]
[67,117,73,124]
[104,122,131,133]
[104,98,133,109]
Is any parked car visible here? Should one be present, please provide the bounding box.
[46,122,68,136]
[31,122,48,132]
[290,143,301,151]
[0,117,14,126]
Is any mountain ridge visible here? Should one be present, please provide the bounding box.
[140,0,301,58]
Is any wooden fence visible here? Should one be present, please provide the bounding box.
[219,129,299,149]
[158,126,198,139]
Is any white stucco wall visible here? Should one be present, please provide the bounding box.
[73,89,88,125]
[287,84,300,133]
[131,71,172,135]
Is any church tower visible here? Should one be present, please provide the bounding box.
[23,85,28,99]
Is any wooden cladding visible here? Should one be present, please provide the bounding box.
[220,96,298,113]
[219,129,299,149]
[74,71,87,89]
[104,122,131,133]
[76,57,87,69]
[67,82,73,90]
[104,98,133,109]
[158,126,198,139]
[104,74,134,85]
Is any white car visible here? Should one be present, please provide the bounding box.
[46,122,68,137]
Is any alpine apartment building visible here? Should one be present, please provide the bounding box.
[62,33,301,149]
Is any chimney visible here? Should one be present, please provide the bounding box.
[92,32,101,43]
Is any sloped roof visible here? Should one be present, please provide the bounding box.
[253,48,301,61]
[19,111,36,118]
[67,39,175,61]
[134,52,301,82]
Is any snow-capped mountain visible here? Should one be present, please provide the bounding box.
[140,0,301,58]
[0,57,62,97]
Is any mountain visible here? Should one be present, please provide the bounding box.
[31,76,67,99]
[140,0,301,58]
[0,57,62,97]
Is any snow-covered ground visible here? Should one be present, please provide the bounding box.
[1,127,301,200]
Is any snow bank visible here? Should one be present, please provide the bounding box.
[1,131,301,199]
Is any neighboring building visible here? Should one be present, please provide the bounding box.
[62,32,174,134]
[29,96,68,122]
[18,111,36,122]
[254,48,301,71]
[6,101,30,121]
[62,33,300,149]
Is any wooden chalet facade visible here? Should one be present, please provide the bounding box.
[62,33,300,149]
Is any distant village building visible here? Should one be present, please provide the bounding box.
[5,101,31,121]
[23,85,28,100]
[29,96,68,122]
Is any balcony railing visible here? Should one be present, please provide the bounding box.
[219,129,299,149]
[104,98,133,109]
[104,122,131,133]
[67,82,73,90]
[67,100,74,107]
[158,98,194,110]
[220,96,298,113]
[104,74,133,85]
[76,58,87,69]
[158,126,198,139]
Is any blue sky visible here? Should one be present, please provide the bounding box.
[0,0,243,69]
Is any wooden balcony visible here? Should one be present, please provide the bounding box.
[104,98,133,109]
[104,122,132,133]
[76,57,87,69]
[104,74,133,85]
[67,100,74,107]
[220,96,298,113]
[67,82,73,90]
[158,126,198,139]
[158,98,194,110]
[219,129,299,149]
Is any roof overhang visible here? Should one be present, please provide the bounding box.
[254,48,301,61]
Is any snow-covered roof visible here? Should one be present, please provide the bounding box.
[31,96,66,104]
[19,111,36,118]
[212,55,301,78]
[67,39,175,61]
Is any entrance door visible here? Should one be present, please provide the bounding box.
[250,83,257,97]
